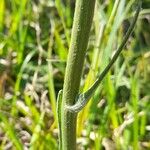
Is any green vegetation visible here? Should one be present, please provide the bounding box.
[0,0,150,150]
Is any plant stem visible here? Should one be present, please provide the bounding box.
[61,0,96,149]
[67,3,141,113]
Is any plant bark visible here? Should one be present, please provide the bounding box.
[61,0,96,149]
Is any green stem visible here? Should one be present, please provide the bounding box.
[67,3,141,113]
[61,0,96,149]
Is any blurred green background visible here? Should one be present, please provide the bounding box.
[0,0,150,149]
